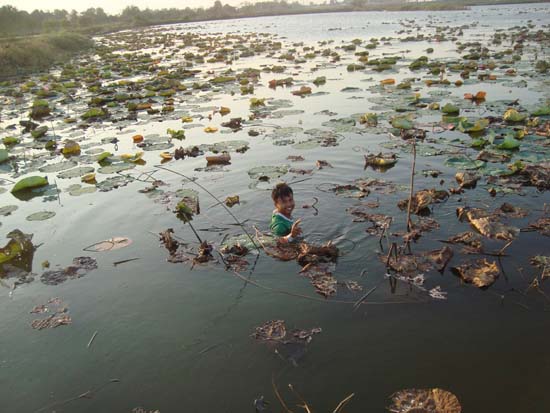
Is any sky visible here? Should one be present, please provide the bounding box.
[0,0,253,14]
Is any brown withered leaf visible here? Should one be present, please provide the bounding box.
[494,202,528,218]
[411,217,440,233]
[457,207,519,241]
[252,320,287,342]
[388,388,461,413]
[309,272,337,298]
[530,256,550,280]
[297,242,339,267]
[451,258,499,288]
[455,171,479,189]
[159,228,179,255]
[398,189,449,215]
[424,246,454,272]
[477,150,510,163]
[444,231,483,253]
[520,163,550,190]
[384,247,453,276]
[528,216,550,236]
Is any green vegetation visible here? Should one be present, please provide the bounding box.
[0,33,93,78]
[0,0,545,79]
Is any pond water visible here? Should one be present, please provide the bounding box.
[1,3,550,412]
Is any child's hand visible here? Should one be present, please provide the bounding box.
[290,219,302,238]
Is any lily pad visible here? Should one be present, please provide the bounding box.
[452,258,499,288]
[97,163,136,174]
[67,184,97,196]
[57,167,95,179]
[11,176,48,193]
[388,388,461,413]
[248,165,288,180]
[0,205,18,216]
[26,211,56,221]
[445,157,485,170]
[39,160,78,173]
[84,237,132,252]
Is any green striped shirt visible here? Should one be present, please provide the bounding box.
[270,211,294,236]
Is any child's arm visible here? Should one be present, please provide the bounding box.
[279,219,302,243]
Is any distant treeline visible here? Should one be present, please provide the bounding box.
[0,1,469,37]
[2,0,549,38]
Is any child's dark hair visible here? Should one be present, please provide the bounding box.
[272,183,293,202]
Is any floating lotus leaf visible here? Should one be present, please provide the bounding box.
[96,152,112,162]
[531,256,550,279]
[388,388,461,413]
[84,237,132,252]
[503,108,527,123]
[391,116,414,130]
[57,167,95,179]
[66,184,97,196]
[26,211,56,221]
[457,207,519,241]
[2,137,19,145]
[39,160,78,173]
[359,113,378,126]
[248,165,288,180]
[82,107,108,120]
[11,176,48,193]
[457,118,489,133]
[175,188,200,214]
[452,258,499,288]
[0,229,34,265]
[441,103,460,115]
[175,201,194,223]
[31,126,48,139]
[62,140,81,155]
[291,139,320,150]
[497,135,520,150]
[120,152,144,163]
[96,175,133,192]
[97,163,136,174]
[0,149,8,163]
[445,157,485,170]
[322,118,357,133]
[141,142,173,152]
[0,205,18,216]
[531,106,550,116]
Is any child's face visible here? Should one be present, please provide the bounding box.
[275,194,295,217]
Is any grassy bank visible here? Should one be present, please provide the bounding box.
[0,33,93,80]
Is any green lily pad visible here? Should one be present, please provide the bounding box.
[26,211,56,221]
[31,126,48,139]
[458,118,489,133]
[2,136,19,145]
[503,108,527,123]
[0,229,34,265]
[67,184,97,196]
[248,165,288,180]
[391,116,414,130]
[441,103,460,115]
[39,160,78,173]
[531,106,550,116]
[97,163,136,174]
[497,135,521,150]
[0,149,9,163]
[96,151,113,162]
[11,176,48,193]
[445,157,485,170]
[0,205,18,216]
[57,167,95,179]
[96,175,134,192]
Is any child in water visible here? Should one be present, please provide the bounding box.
[270,183,302,243]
